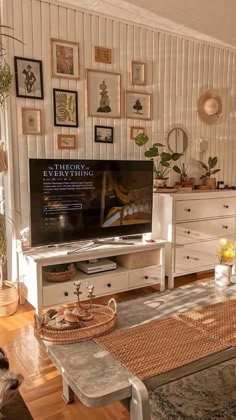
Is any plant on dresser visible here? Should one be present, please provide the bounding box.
[198,156,221,189]
[135,132,182,185]
[215,239,235,287]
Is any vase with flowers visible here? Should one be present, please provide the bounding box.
[215,239,235,287]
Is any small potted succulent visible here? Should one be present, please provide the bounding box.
[198,156,221,189]
[173,161,189,182]
[215,238,235,287]
[135,133,182,187]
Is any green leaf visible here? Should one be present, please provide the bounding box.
[135,133,149,146]
[145,147,159,158]
[173,165,181,174]
[160,152,172,161]
[211,169,221,175]
[153,143,164,147]
[199,161,208,171]
[200,175,206,179]
[209,156,217,168]
[160,161,170,167]
[172,153,183,161]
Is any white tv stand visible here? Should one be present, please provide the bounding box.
[18,239,166,315]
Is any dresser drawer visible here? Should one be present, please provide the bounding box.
[43,272,129,307]
[128,265,162,288]
[175,197,235,221]
[176,217,235,244]
[175,240,219,273]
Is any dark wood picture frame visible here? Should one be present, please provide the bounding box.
[53,88,79,127]
[94,125,113,144]
[14,56,44,99]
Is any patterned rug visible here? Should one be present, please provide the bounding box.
[149,358,236,420]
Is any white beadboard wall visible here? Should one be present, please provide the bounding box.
[4,0,236,230]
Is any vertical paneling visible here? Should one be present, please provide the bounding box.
[3,0,236,230]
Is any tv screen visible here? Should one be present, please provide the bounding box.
[29,159,153,247]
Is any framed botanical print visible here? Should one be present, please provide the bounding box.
[94,125,113,143]
[51,38,80,79]
[53,89,78,127]
[130,126,145,140]
[94,46,112,64]
[131,61,146,85]
[14,56,44,99]
[86,69,121,118]
[22,108,42,134]
[125,91,152,120]
[57,134,76,149]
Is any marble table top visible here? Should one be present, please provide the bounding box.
[41,280,236,408]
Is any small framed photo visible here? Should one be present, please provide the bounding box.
[86,69,121,118]
[125,91,152,120]
[22,108,42,134]
[95,46,112,64]
[131,61,146,85]
[95,125,113,144]
[53,88,78,127]
[130,126,145,140]
[14,56,44,99]
[57,134,76,149]
[51,38,80,79]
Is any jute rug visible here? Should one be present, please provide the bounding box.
[1,391,33,420]
[95,299,236,380]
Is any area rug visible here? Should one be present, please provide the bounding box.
[149,358,236,419]
[1,391,33,419]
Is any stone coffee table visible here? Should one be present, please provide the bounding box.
[38,280,236,420]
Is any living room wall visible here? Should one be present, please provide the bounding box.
[3,0,236,231]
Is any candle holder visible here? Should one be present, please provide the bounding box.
[74,280,95,321]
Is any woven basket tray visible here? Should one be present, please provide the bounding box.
[44,263,76,282]
[34,298,117,344]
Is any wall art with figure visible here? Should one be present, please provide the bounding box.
[14,57,44,99]
[86,69,121,118]
[51,39,80,79]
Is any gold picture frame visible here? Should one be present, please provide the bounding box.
[22,108,42,134]
[125,91,152,120]
[95,46,112,64]
[51,38,80,79]
[130,126,145,140]
[131,61,146,85]
[57,134,76,149]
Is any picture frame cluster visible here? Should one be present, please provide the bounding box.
[14,39,151,147]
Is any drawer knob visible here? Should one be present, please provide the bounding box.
[144,275,149,280]
[107,283,111,288]
[185,256,199,261]
[222,225,228,229]
[184,230,191,234]
[223,204,229,208]
[64,292,69,297]
[185,208,191,212]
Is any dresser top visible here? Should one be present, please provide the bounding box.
[154,190,236,200]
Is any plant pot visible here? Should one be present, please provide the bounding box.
[214,264,231,287]
[0,281,19,317]
[204,177,217,189]
[153,179,167,188]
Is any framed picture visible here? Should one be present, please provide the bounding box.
[21,108,42,134]
[57,134,76,149]
[130,126,145,140]
[53,88,78,127]
[94,46,112,64]
[14,56,44,99]
[94,125,113,144]
[86,69,121,118]
[51,38,80,79]
[125,91,152,120]
[131,61,146,85]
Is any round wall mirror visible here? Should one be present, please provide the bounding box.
[167,126,188,154]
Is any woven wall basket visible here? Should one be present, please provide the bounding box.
[0,281,19,317]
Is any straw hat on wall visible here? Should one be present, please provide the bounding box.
[197,89,222,124]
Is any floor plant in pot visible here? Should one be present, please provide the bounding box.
[135,133,182,187]
[215,239,235,287]
[199,156,221,189]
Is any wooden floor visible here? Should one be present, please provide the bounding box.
[0,272,212,419]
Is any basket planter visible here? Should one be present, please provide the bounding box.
[215,264,231,287]
[0,281,19,317]
[204,177,217,189]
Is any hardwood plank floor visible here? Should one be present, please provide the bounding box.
[0,272,212,419]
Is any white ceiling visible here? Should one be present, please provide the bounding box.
[60,0,236,48]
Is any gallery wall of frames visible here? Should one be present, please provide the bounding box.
[3,0,236,230]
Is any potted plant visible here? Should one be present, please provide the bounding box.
[215,239,235,287]
[173,161,189,183]
[198,156,221,189]
[135,133,182,187]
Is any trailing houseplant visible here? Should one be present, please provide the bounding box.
[198,156,221,189]
[135,133,182,185]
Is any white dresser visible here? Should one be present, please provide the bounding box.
[152,190,236,288]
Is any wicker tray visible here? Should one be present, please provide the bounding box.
[34,298,117,344]
[44,263,76,282]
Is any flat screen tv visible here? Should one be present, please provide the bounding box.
[29,159,153,247]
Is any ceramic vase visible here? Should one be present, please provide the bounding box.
[153,179,167,188]
[214,264,231,287]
